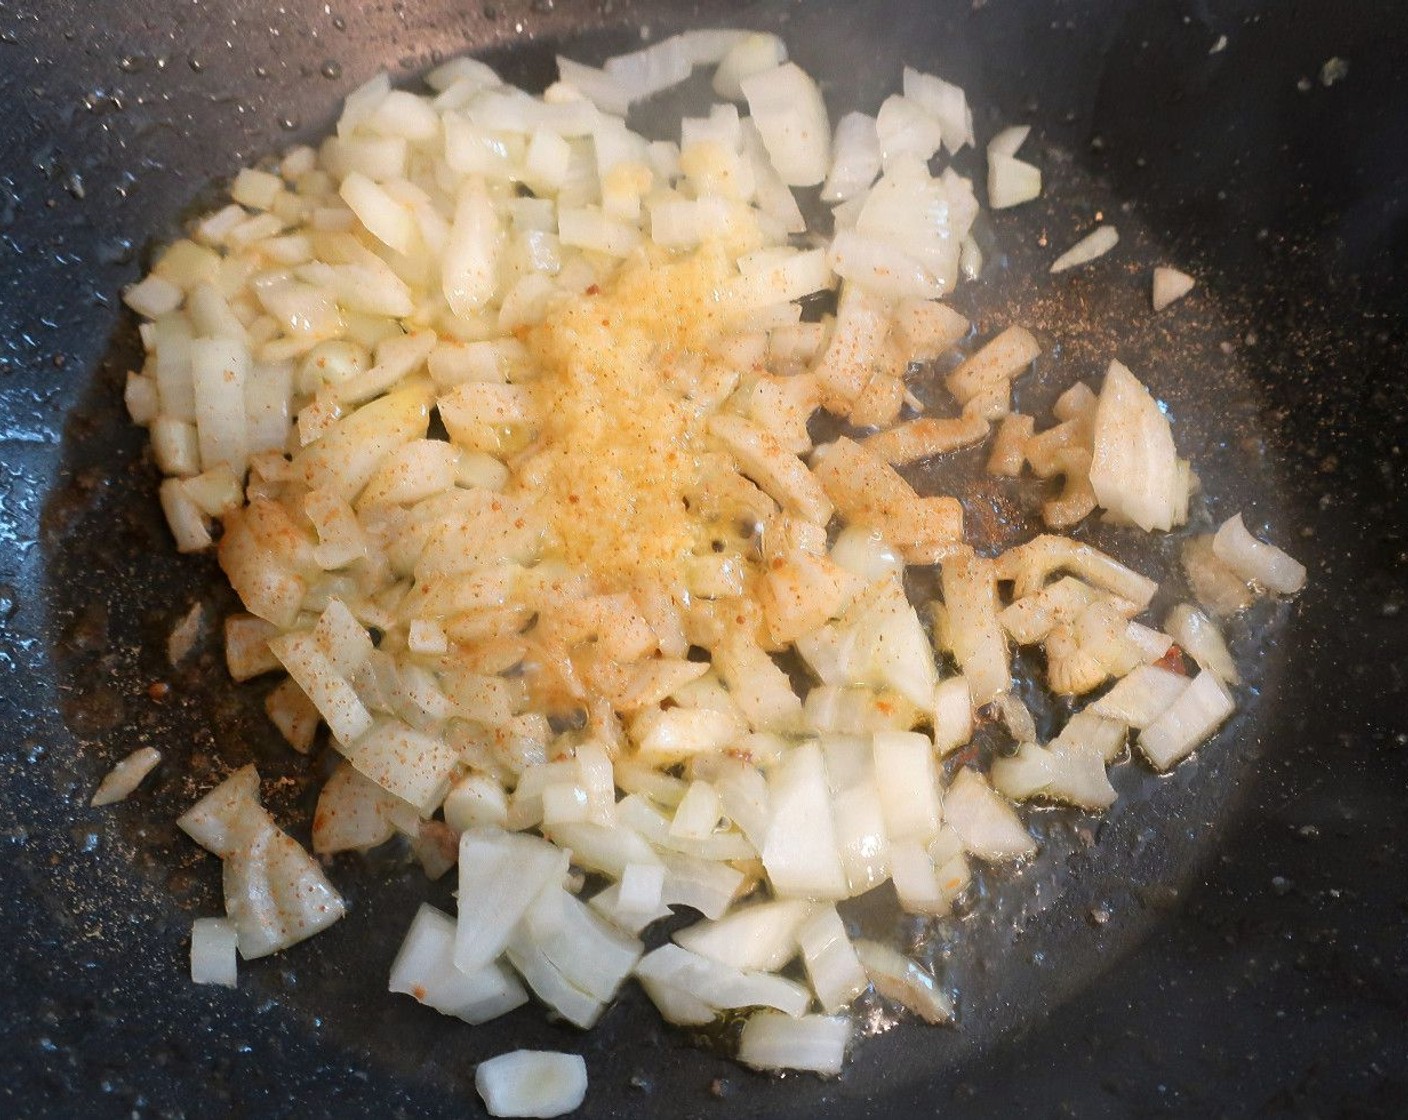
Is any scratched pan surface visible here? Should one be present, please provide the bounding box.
[1,1,1406,1117]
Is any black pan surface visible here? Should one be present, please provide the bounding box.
[1,1,1406,1117]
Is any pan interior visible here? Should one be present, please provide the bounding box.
[27,2,1305,1114]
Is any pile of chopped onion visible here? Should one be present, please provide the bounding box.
[116,25,1307,1100]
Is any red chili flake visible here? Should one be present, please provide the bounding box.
[1155,645,1189,675]
[148,681,171,702]
[585,284,600,296]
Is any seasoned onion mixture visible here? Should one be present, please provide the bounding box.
[115,27,1305,1095]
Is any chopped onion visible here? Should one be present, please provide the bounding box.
[932,676,975,756]
[673,899,812,972]
[638,975,718,1026]
[555,57,630,116]
[990,741,1116,810]
[821,736,891,895]
[635,944,811,1018]
[390,904,528,1025]
[475,1050,587,1119]
[1050,224,1119,273]
[190,917,238,988]
[796,904,867,1013]
[1138,670,1235,771]
[740,63,831,187]
[872,731,941,842]
[942,768,1036,862]
[522,883,643,1005]
[738,1011,851,1076]
[91,746,162,807]
[940,548,1010,705]
[875,94,945,165]
[821,112,881,202]
[1212,513,1307,594]
[1166,604,1239,684]
[1152,266,1196,311]
[713,32,787,101]
[1088,360,1182,533]
[901,67,973,153]
[1050,708,1128,763]
[1091,664,1189,728]
[454,827,570,974]
[987,124,1031,158]
[987,153,1041,209]
[312,760,405,854]
[853,939,954,1024]
[944,324,1040,418]
[762,742,849,900]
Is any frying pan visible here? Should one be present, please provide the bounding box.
[2,0,1406,1115]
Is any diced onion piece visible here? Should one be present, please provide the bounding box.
[987,154,1041,209]
[221,817,347,959]
[1152,266,1196,311]
[1166,604,1240,684]
[176,764,264,858]
[901,67,973,153]
[1211,513,1307,594]
[987,124,1031,158]
[738,1011,851,1076]
[504,929,605,1029]
[796,904,867,1013]
[893,298,969,361]
[945,325,1040,419]
[829,526,903,583]
[556,56,630,116]
[1138,670,1235,770]
[889,840,954,916]
[616,863,666,917]
[821,112,881,203]
[853,939,955,1024]
[454,827,570,974]
[673,899,812,972]
[522,884,644,1005]
[1089,360,1182,533]
[872,731,941,842]
[1182,533,1256,617]
[390,904,528,1025]
[339,172,415,255]
[657,849,745,919]
[820,736,890,896]
[713,32,788,101]
[1050,225,1119,273]
[475,1051,587,1119]
[629,706,742,766]
[635,944,811,1018]
[91,747,162,807]
[638,976,718,1026]
[1090,664,1189,728]
[942,768,1036,862]
[990,741,1116,810]
[604,34,694,104]
[996,534,1159,608]
[932,676,974,756]
[1050,709,1128,763]
[190,917,238,988]
[876,94,944,164]
[740,63,831,187]
[312,760,404,854]
[762,742,849,900]
[124,273,184,318]
[940,547,1010,705]
[709,412,832,525]
[190,336,251,477]
[443,188,502,317]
